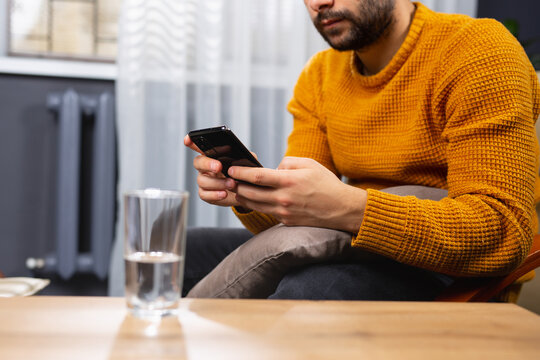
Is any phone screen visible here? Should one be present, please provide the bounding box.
[188,126,263,178]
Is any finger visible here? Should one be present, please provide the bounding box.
[277,156,316,170]
[194,154,223,174]
[235,194,277,216]
[198,174,236,191]
[184,135,204,155]
[227,166,283,187]
[235,182,276,203]
[199,188,228,202]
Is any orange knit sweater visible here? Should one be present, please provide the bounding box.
[234,3,540,277]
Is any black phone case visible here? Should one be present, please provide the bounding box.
[188,126,263,178]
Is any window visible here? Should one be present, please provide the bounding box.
[8,0,120,62]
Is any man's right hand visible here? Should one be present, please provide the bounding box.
[183,135,241,207]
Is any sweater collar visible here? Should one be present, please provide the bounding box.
[349,1,429,88]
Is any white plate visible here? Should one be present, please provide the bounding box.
[0,277,50,297]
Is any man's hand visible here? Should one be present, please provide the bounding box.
[184,135,241,207]
[229,156,367,233]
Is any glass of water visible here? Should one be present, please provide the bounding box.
[124,189,189,318]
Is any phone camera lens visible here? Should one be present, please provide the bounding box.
[198,138,210,151]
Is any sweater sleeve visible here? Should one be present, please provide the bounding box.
[352,20,540,276]
[232,52,340,234]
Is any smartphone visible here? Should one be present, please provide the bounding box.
[188,125,263,178]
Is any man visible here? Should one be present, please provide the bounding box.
[183,0,540,300]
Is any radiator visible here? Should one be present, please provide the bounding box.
[26,89,116,280]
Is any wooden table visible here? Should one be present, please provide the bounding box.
[0,297,539,359]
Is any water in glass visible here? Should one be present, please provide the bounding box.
[125,251,184,317]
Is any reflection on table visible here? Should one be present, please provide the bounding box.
[0,296,539,359]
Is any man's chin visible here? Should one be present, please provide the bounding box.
[325,38,356,52]
[329,45,355,52]
[325,33,378,52]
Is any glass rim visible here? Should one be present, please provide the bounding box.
[124,188,189,199]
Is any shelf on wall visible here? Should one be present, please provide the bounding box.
[0,56,117,80]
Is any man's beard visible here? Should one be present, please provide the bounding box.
[314,0,396,51]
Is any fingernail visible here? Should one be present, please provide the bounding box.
[225,179,235,189]
[211,161,219,172]
[228,167,234,177]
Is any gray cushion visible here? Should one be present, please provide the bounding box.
[186,185,448,298]
[382,185,447,200]
[187,224,354,298]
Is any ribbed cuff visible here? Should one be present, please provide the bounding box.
[352,189,410,258]
[232,207,279,234]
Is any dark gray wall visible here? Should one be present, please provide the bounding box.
[477,0,540,63]
[0,74,114,285]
